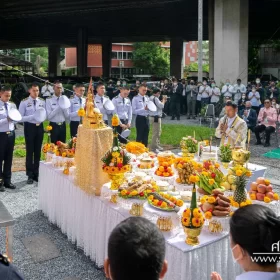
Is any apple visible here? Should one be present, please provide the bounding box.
[201,202,215,212]
[266,185,273,193]
[265,192,274,200]
[257,184,266,194]
[256,177,265,185]
[256,193,265,201]
[250,182,258,191]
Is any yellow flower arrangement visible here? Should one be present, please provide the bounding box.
[208,179,215,186]
[183,208,191,218]
[192,217,203,227]
[264,197,271,203]
[126,141,147,155]
[112,152,120,158]
[273,193,279,200]
[205,211,212,220]
[193,208,202,218]
[246,171,252,177]
[111,114,120,127]
[181,217,190,227]
[61,152,67,157]
[214,163,220,168]
[200,197,207,204]
[189,175,199,183]
[77,108,85,117]
[202,171,208,176]
[46,125,52,131]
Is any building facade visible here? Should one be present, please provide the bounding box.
[259,45,280,79]
[65,42,198,78]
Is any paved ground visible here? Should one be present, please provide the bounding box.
[1,116,279,280]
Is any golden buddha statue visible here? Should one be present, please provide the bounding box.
[83,87,106,129]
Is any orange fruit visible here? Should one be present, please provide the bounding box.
[159,166,164,172]
[156,171,163,176]
[177,163,183,169]
[167,167,172,172]
[163,172,170,177]
[176,178,181,183]
[162,162,169,167]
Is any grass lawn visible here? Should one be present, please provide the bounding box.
[14,123,215,159]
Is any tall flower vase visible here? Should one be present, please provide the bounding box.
[108,173,125,190]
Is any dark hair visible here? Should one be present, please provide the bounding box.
[139,84,147,89]
[230,204,280,266]
[96,83,105,89]
[225,101,237,109]
[120,86,130,91]
[2,86,12,92]
[75,83,85,89]
[264,99,271,103]
[108,217,165,280]
[237,79,241,82]
[29,82,39,89]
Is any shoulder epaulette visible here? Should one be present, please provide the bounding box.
[9,101,15,104]
[70,96,74,99]
[47,96,52,99]
[22,97,28,101]
[0,254,9,266]
[38,97,45,101]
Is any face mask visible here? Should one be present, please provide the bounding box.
[252,90,256,93]
[226,83,230,86]
[203,82,207,85]
[242,95,246,99]
[173,83,178,86]
[272,101,276,105]
[211,84,215,88]
[161,83,164,86]
[256,80,260,84]
[117,82,120,86]
[231,245,242,264]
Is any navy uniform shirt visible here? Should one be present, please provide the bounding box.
[94,95,113,121]
[0,100,16,132]
[45,95,69,123]
[0,254,24,279]
[132,94,149,116]
[19,96,46,124]
[69,95,86,122]
[112,95,132,124]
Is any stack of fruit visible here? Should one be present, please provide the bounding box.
[220,169,237,191]
[175,159,195,185]
[155,162,174,177]
[249,177,279,203]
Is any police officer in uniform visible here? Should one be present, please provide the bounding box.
[0,254,24,279]
[112,86,132,144]
[132,85,150,147]
[0,86,17,192]
[46,82,69,143]
[19,83,45,184]
[69,83,86,137]
[94,83,113,125]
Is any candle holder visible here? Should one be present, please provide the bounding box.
[156,216,173,232]
[129,203,143,216]
[110,193,118,204]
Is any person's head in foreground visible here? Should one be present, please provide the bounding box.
[104,217,167,280]
[211,204,280,280]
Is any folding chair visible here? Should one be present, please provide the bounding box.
[199,104,215,128]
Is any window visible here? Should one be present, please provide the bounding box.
[123,52,127,59]
[128,52,133,59]
[117,52,122,59]
[111,52,117,59]
[264,48,269,53]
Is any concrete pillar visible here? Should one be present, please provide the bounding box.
[77,27,88,77]
[48,45,60,78]
[102,40,112,78]
[208,0,214,79]
[170,37,183,78]
[214,0,248,85]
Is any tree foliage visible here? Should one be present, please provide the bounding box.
[132,42,170,76]
[184,62,209,76]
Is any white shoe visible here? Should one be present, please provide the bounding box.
[157,146,164,151]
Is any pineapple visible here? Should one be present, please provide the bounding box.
[233,175,247,204]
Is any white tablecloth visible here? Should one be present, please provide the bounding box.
[38,162,242,280]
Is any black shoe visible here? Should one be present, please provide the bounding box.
[27,177,34,184]
[0,186,5,192]
[187,116,190,119]
[4,183,16,189]
[171,117,175,120]
[264,143,271,147]
[255,141,262,145]
[177,118,180,121]
[33,175,38,182]
[192,116,196,119]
